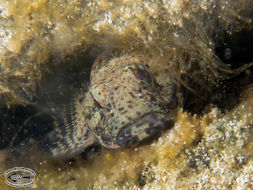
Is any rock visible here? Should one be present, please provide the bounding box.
[0,0,252,104]
[0,0,252,189]
[0,87,249,189]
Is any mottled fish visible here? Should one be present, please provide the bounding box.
[11,53,179,158]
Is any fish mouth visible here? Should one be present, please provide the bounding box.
[102,112,174,149]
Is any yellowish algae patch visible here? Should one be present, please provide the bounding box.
[0,0,252,104]
[0,0,252,189]
[0,88,250,189]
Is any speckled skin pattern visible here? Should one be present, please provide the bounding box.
[39,54,179,157]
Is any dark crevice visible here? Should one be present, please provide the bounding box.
[184,28,253,115]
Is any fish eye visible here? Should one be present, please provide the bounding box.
[133,68,149,81]
[130,64,152,85]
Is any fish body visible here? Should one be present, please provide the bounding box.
[40,53,179,157]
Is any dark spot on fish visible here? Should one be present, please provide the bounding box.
[79,97,84,103]
[118,136,139,147]
[128,104,133,109]
[100,133,113,144]
[149,94,156,102]
[83,129,90,140]
[116,126,139,147]
[118,107,124,111]
[122,110,127,114]
[129,92,135,98]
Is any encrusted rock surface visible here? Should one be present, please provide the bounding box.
[0,0,252,189]
[1,87,251,190]
[0,0,252,104]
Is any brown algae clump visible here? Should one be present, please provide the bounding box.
[29,87,252,189]
[21,109,201,189]
[0,0,252,189]
[0,0,252,103]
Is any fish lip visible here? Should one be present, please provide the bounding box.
[102,111,170,149]
[136,112,165,127]
[123,111,168,129]
[102,143,121,149]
